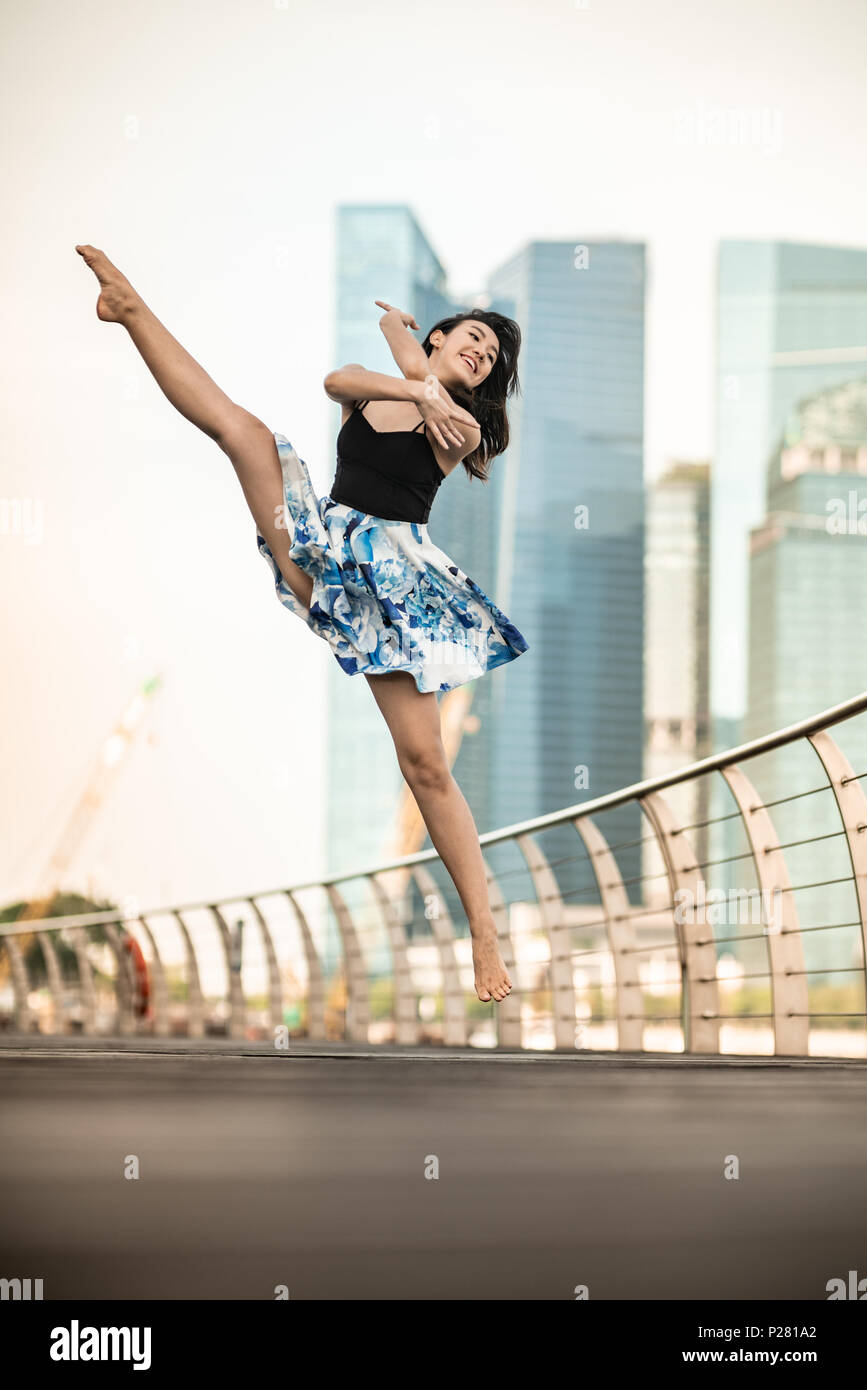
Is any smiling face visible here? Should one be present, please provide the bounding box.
[429,319,500,391]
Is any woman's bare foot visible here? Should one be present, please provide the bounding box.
[471,924,512,1003]
[75,244,142,323]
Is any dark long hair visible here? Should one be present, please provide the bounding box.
[420,308,522,481]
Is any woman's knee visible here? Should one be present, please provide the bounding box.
[217,406,273,458]
[398,741,452,794]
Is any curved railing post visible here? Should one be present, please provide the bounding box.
[172,911,204,1038]
[573,815,645,1052]
[807,730,867,1017]
[104,921,137,1036]
[640,791,721,1053]
[325,883,370,1043]
[39,933,67,1034]
[247,898,285,1034]
[68,928,98,1034]
[369,871,420,1045]
[411,864,467,1046]
[3,935,36,1033]
[720,763,809,1056]
[483,853,521,1048]
[136,915,171,1037]
[285,891,326,1041]
[516,833,575,1049]
[208,905,247,1040]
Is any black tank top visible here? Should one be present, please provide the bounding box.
[329,401,446,523]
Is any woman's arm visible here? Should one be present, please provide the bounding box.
[324,363,476,450]
[377,308,431,381]
[323,363,424,405]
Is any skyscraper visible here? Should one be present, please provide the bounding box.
[644,461,711,885]
[485,240,646,896]
[712,240,867,736]
[709,241,867,897]
[742,376,867,969]
[748,375,867,735]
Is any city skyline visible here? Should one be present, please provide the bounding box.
[6,220,867,916]
[3,0,866,913]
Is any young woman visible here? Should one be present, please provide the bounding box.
[74,245,528,1004]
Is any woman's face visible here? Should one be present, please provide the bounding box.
[431,320,500,390]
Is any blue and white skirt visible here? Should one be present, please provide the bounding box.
[255,432,529,695]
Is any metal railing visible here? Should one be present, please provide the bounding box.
[3,691,867,1057]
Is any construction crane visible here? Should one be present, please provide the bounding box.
[3,672,163,1025]
[13,672,163,926]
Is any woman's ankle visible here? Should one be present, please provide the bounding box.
[118,293,146,327]
[468,912,498,940]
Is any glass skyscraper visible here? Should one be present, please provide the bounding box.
[644,461,711,883]
[712,240,867,735]
[741,377,867,971]
[486,240,646,895]
[747,376,867,735]
[710,241,867,897]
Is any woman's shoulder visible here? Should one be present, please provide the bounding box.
[339,399,367,429]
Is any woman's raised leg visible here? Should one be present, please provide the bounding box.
[364,670,512,1004]
[74,244,313,608]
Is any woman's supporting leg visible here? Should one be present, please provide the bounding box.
[75,244,314,609]
[364,670,512,1004]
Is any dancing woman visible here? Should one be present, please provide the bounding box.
[75,245,528,1003]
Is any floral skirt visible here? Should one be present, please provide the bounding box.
[255,432,529,695]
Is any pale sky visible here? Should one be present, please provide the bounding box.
[2,0,865,916]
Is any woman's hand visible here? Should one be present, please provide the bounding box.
[410,375,478,450]
[375,301,419,330]
[376,302,430,382]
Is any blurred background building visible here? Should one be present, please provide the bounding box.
[711,240,867,740]
[708,241,867,900]
[643,460,711,893]
[735,377,867,968]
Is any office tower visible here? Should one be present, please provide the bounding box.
[748,375,867,733]
[712,240,867,736]
[743,376,867,969]
[644,461,711,886]
[485,240,646,898]
[710,241,867,903]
